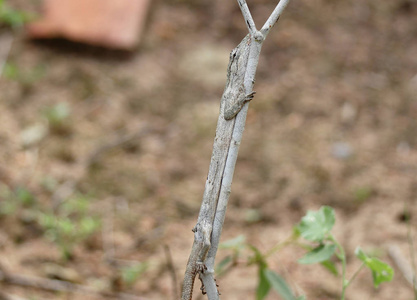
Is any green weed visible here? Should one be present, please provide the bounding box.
[0,0,33,29]
[218,206,394,300]
[38,194,101,260]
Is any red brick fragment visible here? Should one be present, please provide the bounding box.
[27,0,150,50]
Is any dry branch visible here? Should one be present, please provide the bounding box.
[388,245,416,287]
[0,265,146,300]
[181,1,291,299]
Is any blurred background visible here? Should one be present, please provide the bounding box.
[0,0,416,299]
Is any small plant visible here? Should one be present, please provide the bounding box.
[0,0,33,29]
[38,194,101,260]
[296,206,393,298]
[217,206,394,300]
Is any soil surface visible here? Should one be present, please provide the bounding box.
[1,0,417,299]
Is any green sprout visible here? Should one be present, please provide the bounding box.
[217,206,394,300]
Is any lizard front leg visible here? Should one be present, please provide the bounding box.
[224,88,256,120]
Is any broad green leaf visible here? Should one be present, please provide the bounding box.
[367,258,394,287]
[296,296,306,300]
[256,266,271,300]
[219,235,246,250]
[298,244,336,264]
[264,269,296,300]
[320,259,338,276]
[215,255,232,275]
[297,206,335,242]
[355,247,394,288]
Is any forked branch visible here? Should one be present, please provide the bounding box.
[181,1,291,299]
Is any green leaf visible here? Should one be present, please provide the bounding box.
[215,255,232,275]
[256,266,271,300]
[355,247,394,288]
[297,206,335,242]
[320,259,338,276]
[264,269,296,300]
[219,235,246,250]
[298,244,336,264]
[367,258,394,288]
[296,296,306,300]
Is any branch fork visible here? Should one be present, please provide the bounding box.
[181,1,291,299]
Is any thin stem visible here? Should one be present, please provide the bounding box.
[345,262,365,289]
[216,258,241,278]
[260,0,291,37]
[329,235,347,300]
[406,209,417,299]
[237,0,257,35]
[264,233,298,259]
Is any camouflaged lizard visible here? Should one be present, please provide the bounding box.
[181,33,255,300]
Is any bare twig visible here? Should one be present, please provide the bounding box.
[202,2,289,297]
[86,127,153,168]
[164,245,179,300]
[182,1,291,299]
[260,0,291,37]
[407,220,417,296]
[237,0,257,36]
[0,291,28,300]
[0,264,146,300]
[388,244,415,287]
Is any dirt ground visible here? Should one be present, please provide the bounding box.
[1,0,417,299]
